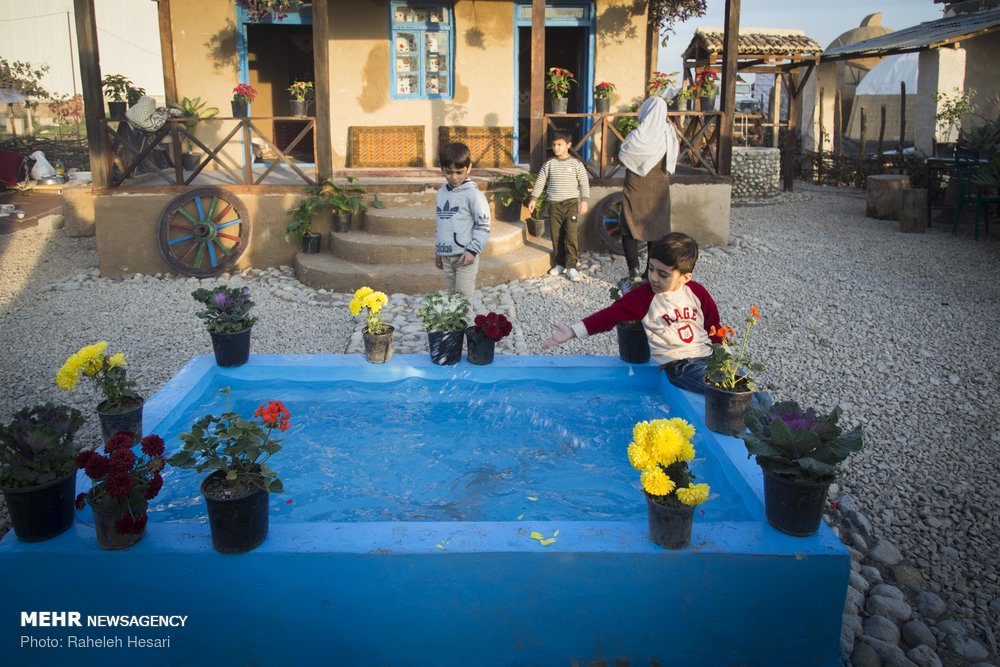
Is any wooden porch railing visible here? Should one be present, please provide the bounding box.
[543,111,724,178]
[101,116,318,188]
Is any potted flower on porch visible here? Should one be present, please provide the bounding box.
[489,171,535,223]
[75,430,166,550]
[287,80,313,117]
[191,285,259,367]
[594,81,615,114]
[57,342,145,442]
[417,291,470,365]
[350,286,393,363]
[742,396,864,536]
[285,196,323,253]
[170,96,220,171]
[231,83,257,117]
[609,276,649,364]
[627,417,711,549]
[311,176,385,234]
[703,306,764,436]
[546,67,576,114]
[168,387,289,553]
[646,71,677,98]
[0,403,85,542]
[101,73,134,119]
[465,312,513,365]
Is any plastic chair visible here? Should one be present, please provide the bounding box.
[953,155,998,240]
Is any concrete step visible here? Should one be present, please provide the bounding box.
[296,243,553,294]
[364,205,517,236]
[332,219,528,264]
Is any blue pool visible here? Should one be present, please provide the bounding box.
[1,355,850,667]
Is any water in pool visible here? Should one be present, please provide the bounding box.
[148,375,750,523]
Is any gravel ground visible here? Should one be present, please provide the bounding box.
[1,184,998,658]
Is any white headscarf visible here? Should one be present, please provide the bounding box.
[618,97,679,176]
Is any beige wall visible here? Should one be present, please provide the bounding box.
[964,32,1000,128]
[593,0,651,110]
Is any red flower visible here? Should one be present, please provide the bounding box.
[74,492,87,510]
[144,473,163,500]
[749,306,761,319]
[76,450,94,469]
[109,448,136,473]
[105,431,134,453]
[141,434,165,457]
[474,314,487,329]
[255,400,291,431]
[84,454,110,480]
[104,471,134,498]
[115,513,147,535]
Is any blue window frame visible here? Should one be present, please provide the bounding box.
[390,2,453,100]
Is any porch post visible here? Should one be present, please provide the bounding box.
[312,0,333,180]
[717,0,740,176]
[156,0,178,105]
[529,0,545,171]
[73,0,110,189]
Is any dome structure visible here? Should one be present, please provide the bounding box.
[826,13,896,132]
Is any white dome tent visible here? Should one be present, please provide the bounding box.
[845,53,919,145]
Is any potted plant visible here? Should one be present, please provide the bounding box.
[126,84,146,108]
[609,276,650,364]
[465,312,512,365]
[287,80,313,117]
[646,71,677,98]
[57,342,144,442]
[627,417,711,549]
[526,188,547,238]
[679,68,718,110]
[489,171,535,223]
[742,397,864,536]
[594,81,615,114]
[546,67,576,114]
[101,74,134,119]
[285,196,322,253]
[417,291,470,365]
[0,403,85,542]
[231,83,257,117]
[75,431,166,550]
[168,387,289,553]
[703,306,764,436]
[191,286,259,367]
[237,0,303,23]
[170,96,220,170]
[350,286,393,363]
[311,176,385,234]
[935,87,976,157]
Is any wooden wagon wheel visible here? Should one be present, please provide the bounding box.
[592,192,625,256]
[157,187,250,277]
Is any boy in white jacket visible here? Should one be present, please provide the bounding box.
[434,142,492,299]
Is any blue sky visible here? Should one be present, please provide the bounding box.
[657,0,945,74]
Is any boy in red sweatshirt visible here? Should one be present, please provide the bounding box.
[543,232,721,393]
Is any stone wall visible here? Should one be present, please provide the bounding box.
[731,147,780,199]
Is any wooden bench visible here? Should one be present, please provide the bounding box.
[348,126,425,167]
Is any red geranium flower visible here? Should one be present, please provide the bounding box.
[255,400,291,432]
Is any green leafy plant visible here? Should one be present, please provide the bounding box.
[546,67,577,99]
[236,0,303,22]
[101,74,135,103]
[126,84,146,106]
[935,87,977,140]
[972,152,1000,189]
[170,96,220,152]
[417,292,470,332]
[284,196,321,241]
[594,81,616,100]
[288,80,314,101]
[649,0,707,46]
[646,71,677,97]
[490,171,535,207]
[742,396,864,484]
[168,387,289,493]
[0,404,85,488]
[191,286,258,334]
[310,176,385,215]
[614,103,641,137]
[705,306,764,392]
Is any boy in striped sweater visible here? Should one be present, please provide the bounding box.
[527,129,590,282]
[543,232,723,393]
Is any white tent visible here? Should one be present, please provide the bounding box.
[845,53,919,142]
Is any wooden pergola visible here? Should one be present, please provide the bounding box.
[681,26,823,189]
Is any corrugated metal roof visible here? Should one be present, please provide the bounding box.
[823,8,1000,60]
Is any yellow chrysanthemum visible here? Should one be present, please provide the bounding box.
[57,342,108,390]
[107,353,126,368]
[627,442,652,471]
[633,421,651,449]
[364,291,388,313]
[640,467,676,497]
[353,286,373,301]
[650,422,684,466]
[669,417,695,442]
[676,483,710,506]
[349,298,362,317]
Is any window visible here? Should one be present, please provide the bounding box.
[391,2,453,99]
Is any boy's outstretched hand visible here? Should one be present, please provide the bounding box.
[542,323,575,349]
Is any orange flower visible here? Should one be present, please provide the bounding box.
[726,326,736,338]
[750,306,761,319]
[255,400,291,431]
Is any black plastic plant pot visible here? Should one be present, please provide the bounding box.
[428,330,464,365]
[331,212,352,233]
[2,472,77,542]
[363,326,395,364]
[616,321,650,363]
[97,397,145,443]
[107,101,127,120]
[703,382,754,436]
[762,468,830,537]
[645,493,694,550]
[498,200,522,223]
[465,328,496,365]
[210,328,252,367]
[201,471,269,554]
[301,232,321,254]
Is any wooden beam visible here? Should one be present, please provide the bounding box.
[73,0,110,188]
[717,0,740,176]
[783,71,801,192]
[312,0,333,179]
[529,0,545,171]
[156,0,178,105]
[645,15,658,83]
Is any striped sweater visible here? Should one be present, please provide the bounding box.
[531,156,591,204]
